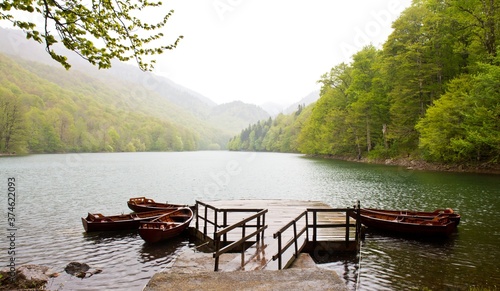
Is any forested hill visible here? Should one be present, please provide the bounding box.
[229,0,500,167]
[0,29,269,153]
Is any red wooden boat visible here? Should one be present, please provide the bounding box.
[81,209,171,232]
[363,208,461,226]
[127,197,188,213]
[354,208,458,237]
[138,207,193,243]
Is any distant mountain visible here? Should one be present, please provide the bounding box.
[259,91,321,117]
[260,102,287,116]
[208,101,270,133]
[284,90,320,114]
[0,27,270,152]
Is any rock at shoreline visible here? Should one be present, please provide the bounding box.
[0,262,102,290]
[18,265,57,281]
[0,264,58,290]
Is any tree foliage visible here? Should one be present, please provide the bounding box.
[417,61,500,163]
[228,104,310,153]
[0,0,182,70]
[0,53,214,154]
[0,87,26,153]
[229,0,500,167]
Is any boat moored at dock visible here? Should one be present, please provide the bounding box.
[354,208,459,237]
[82,209,173,232]
[363,208,461,226]
[138,207,193,243]
[127,197,189,212]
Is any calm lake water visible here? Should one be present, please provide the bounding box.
[0,151,499,290]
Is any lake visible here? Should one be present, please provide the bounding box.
[0,151,499,290]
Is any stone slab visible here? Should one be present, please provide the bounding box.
[143,250,347,291]
[144,268,347,291]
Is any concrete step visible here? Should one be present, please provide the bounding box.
[145,267,348,291]
[221,234,307,271]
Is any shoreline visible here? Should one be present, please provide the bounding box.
[3,151,499,175]
[312,155,500,175]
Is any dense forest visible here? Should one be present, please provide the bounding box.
[229,0,500,166]
[0,54,201,153]
[0,51,270,154]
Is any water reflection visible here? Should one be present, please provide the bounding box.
[315,252,360,291]
[1,152,498,290]
[138,236,189,264]
[82,230,139,244]
[358,233,464,291]
[313,234,460,291]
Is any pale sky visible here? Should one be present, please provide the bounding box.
[1,0,413,106]
[154,0,413,106]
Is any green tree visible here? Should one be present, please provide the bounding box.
[0,89,26,153]
[299,63,353,155]
[416,75,473,161]
[0,0,183,70]
[345,45,390,157]
[417,61,500,164]
[107,127,121,152]
[449,0,500,65]
[382,0,456,154]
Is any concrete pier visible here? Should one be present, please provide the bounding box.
[144,251,348,291]
[143,199,359,290]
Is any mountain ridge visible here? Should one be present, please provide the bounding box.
[0,28,272,152]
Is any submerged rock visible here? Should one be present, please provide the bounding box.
[64,262,90,276]
[64,262,102,279]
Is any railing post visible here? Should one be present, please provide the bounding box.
[214,235,220,271]
[223,210,228,244]
[204,205,208,238]
[261,213,266,240]
[195,201,199,233]
[305,211,309,242]
[214,208,218,240]
[257,215,261,242]
[241,223,246,269]
[356,200,361,243]
[313,210,317,243]
[293,220,298,258]
[345,207,350,248]
[277,234,282,269]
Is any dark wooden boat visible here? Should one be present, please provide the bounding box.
[353,208,458,237]
[127,197,188,213]
[363,208,461,226]
[138,207,193,243]
[81,209,171,232]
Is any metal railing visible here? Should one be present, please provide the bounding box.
[272,202,361,270]
[196,200,362,271]
[272,210,308,269]
[195,200,263,243]
[213,209,268,271]
[308,203,361,247]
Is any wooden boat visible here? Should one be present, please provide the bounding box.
[363,208,461,226]
[127,197,188,213]
[352,208,458,237]
[81,209,171,232]
[138,207,193,243]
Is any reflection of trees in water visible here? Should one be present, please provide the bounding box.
[139,235,194,264]
[82,231,138,244]
[309,246,359,290]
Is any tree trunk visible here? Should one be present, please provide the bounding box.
[382,124,388,149]
[366,117,371,152]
